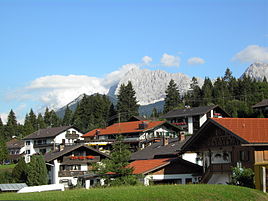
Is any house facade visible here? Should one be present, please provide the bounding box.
[181,118,268,186]
[23,126,84,162]
[162,105,229,134]
[128,158,202,185]
[6,138,25,164]
[83,120,181,153]
[45,144,108,188]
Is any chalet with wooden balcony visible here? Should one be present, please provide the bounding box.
[161,105,230,134]
[45,144,109,188]
[83,120,181,152]
[23,126,84,162]
[181,118,268,186]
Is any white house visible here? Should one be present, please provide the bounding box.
[83,120,181,152]
[161,105,230,134]
[23,126,84,162]
[44,144,109,188]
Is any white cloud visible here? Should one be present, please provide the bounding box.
[233,45,268,63]
[187,57,205,65]
[0,113,8,124]
[142,56,152,65]
[103,64,139,87]
[9,64,140,111]
[160,53,180,67]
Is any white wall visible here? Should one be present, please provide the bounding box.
[188,117,193,134]
[199,114,207,127]
[144,174,200,185]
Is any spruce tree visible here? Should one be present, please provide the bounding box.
[62,106,73,126]
[117,81,139,122]
[50,110,61,127]
[0,140,8,163]
[96,136,138,186]
[44,107,51,126]
[163,79,181,113]
[37,113,46,129]
[26,155,48,186]
[5,109,18,139]
[12,158,28,183]
[28,109,37,130]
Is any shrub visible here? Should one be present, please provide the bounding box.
[229,167,254,188]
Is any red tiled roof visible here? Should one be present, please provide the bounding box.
[212,118,268,143]
[83,120,165,137]
[128,158,172,174]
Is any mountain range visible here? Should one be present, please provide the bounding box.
[57,62,268,117]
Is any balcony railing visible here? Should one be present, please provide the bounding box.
[66,133,80,139]
[58,170,90,177]
[33,143,53,148]
[62,156,100,164]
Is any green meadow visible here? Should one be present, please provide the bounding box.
[0,184,267,201]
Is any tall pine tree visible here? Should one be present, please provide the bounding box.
[116,81,139,122]
[163,79,181,114]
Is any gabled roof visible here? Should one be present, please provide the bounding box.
[83,120,179,137]
[161,105,229,119]
[128,157,202,175]
[181,118,268,152]
[6,138,24,149]
[130,137,190,161]
[44,144,109,162]
[128,158,173,174]
[23,126,77,140]
[252,99,268,109]
[212,118,268,143]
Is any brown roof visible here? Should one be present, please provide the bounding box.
[83,120,179,137]
[252,99,268,109]
[212,118,268,143]
[23,126,74,140]
[6,138,24,149]
[130,137,190,160]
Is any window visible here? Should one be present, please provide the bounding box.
[185,178,192,184]
[72,131,76,134]
[239,151,250,162]
[263,151,268,161]
[26,141,30,145]
[25,150,30,154]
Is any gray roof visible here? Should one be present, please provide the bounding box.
[161,105,226,119]
[252,99,268,109]
[23,126,74,140]
[130,137,190,161]
[0,183,27,191]
[6,138,24,149]
[44,144,109,162]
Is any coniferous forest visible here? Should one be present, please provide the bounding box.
[1,68,268,146]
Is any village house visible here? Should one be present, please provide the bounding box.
[161,105,230,134]
[5,138,25,164]
[181,118,268,190]
[23,126,84,162]
[44,144,109,189]
[252,99,268,116]
[128,158,202,185]
[83,120,181,152]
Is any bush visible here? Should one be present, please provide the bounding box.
[229,167,254,188]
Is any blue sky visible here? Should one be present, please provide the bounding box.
[0,0,267,122]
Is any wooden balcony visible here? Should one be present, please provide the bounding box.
[66,133,80,139]
[61,156,100,165]
[33,143,53,148]
[58,170,90,177]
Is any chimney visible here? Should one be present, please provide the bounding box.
[139,121,148,129]
[180,133,186,142]
[163,137,169,146]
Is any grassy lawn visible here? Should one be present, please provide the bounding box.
[0,164,15,171]
[0,184,267,201]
